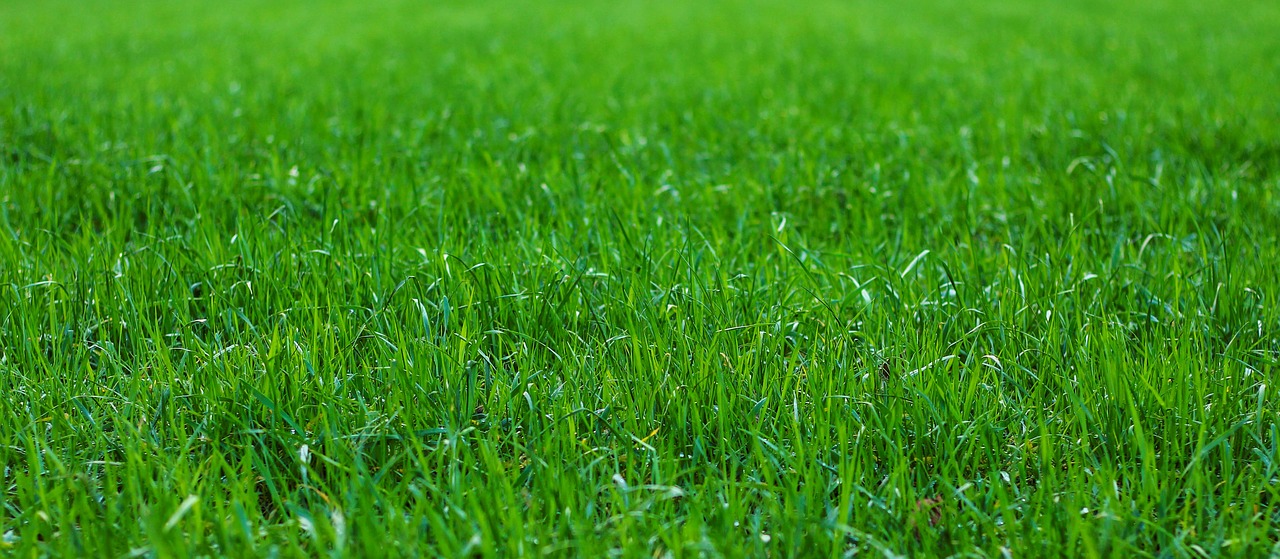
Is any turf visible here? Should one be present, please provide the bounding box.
[2,0,1279,556]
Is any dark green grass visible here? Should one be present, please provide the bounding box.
[2,0,1279,556]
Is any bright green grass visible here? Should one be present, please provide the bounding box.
[2,0,1279,556]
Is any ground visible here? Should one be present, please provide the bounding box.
[1,0,1279,556]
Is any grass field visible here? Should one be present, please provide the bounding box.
[2,0,1280,556]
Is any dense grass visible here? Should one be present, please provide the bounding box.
[2,0,1279,556]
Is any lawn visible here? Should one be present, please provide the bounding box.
[2,0,1279,556]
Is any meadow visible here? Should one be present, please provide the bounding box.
[2,0,1279,556]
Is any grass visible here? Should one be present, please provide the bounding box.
[2,0,1279,556]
